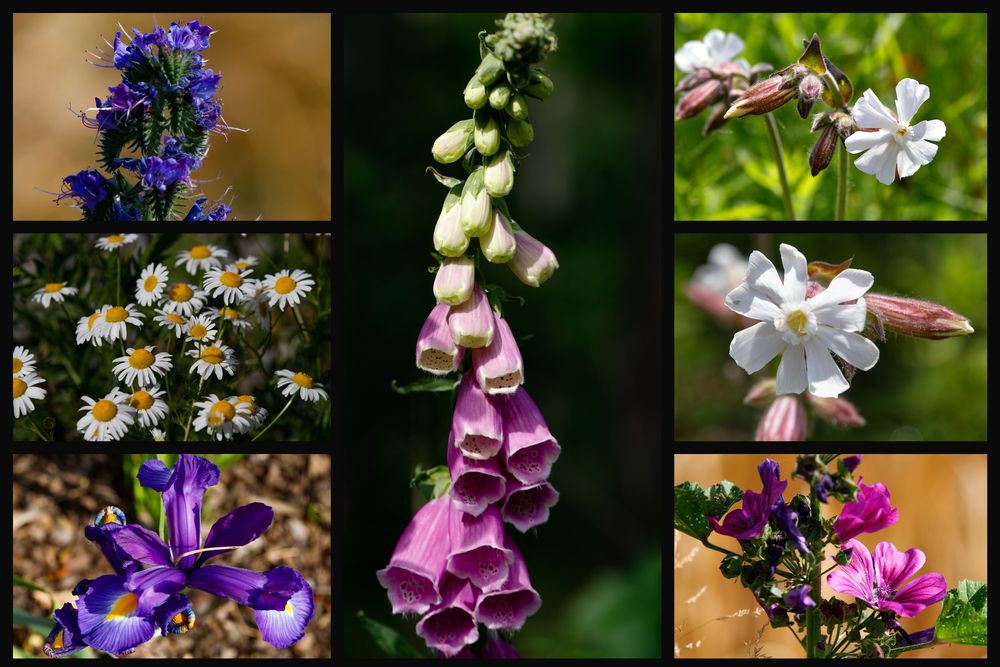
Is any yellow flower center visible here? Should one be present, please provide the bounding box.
[220,307,240,320]
[292,371,314,388]
[143,275,159,291]
[87,312,101,329]
[787,310,810,336]
[169,283,194,302]
[130,391,154,410]
[105,592,137,620]
[209,400,236,425]
[105,306,128,323]
[235,261,250,270]
[238,394,257,415]
[43,282,64,293]
[190,245,212,259]
[274,276,297,294]
[284,600,293,614]
[13,377,27,398]
[190,323,208,339]
[200,346,225,365]
[14,357,23,374]
[52,630,64,649]
[106,235,126,244]
[167,313,187,325]
[92,400,118,422]
[172,612,185,625]
[219,271,242,288]
[896,126,908,137]
[128,348,155,369]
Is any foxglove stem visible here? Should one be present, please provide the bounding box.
[763,113,796,220]
[836,139,848,220]
[251,395,296,442]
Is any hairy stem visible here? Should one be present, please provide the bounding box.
[805,491,822,657]
[763,113,796,220]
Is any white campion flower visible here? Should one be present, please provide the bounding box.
[724,244,880,398]
[844,78,946,185]
[691,244,748,295]
[674,29,749,73]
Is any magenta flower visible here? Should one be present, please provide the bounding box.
[376,496,451,615]
[445,505,513,592]
[708,458,787,540]
[833,478,899,542]
[451,371,503,460]
[502,479,559,533]
[415,576,479,657]
[447,433,506,517]
[472,313,524,394]
[501,387,562,485]
[474,531,541,631]
[415,303,465,375]
[827,539,947,617]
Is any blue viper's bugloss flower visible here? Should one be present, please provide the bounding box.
[58,169,109,209]
[44,455,313,656]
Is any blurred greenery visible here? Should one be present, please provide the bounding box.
[674,234,987,440]
[345,13,661,658]
[13,234,331,441]
[674,13,987,220]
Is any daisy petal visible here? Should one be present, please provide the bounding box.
[814,299,867,332]
[894,78,930,126]
[779,244,808,304]
[730,322,785,374]
[910,119,946,142]
[806,269,874,311]
[852,89,898,131]
[844,129,891,153]
[775,343,807,395]
[724,282,782,321]
[745,250,785,305]
[803,337,849,398]
[816,328,880,371]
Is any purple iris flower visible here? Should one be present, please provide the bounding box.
[771,498,811,553]
[708,458,787,540]
[833,478,899,542]
[58,169,108,209]
[827,539,947,617]
[784,585,817,613]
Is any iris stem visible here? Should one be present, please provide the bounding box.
[836,139,848,220]
[763,113,796,220]
[26,412,51,442]
[251,395,296,442]
[805,491,822,657]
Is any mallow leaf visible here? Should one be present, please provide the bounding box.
[705,480,742,519]
[674,482,712,541]
[935,579,987,645]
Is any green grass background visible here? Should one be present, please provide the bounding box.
[674,234,987,440]
[674,13,987,220]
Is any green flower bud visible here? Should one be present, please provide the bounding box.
[433,185,468,257]
[484,149,514,198]
[489,83,512,109]
[476,52,505,86]
[506,92,529,120]
[474,109,501,156]
[460,168,492,237]
[507,118,534,148]
[524,69,554,99]
[431,119,474,164]
[508,68,531,89]
[464,76,488,109]
[482,207,517,264]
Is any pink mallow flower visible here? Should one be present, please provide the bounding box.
[827,539,947,617]
[833,478,899,542]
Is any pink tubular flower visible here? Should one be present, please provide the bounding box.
[827,539,947,617]
[415,303,465,375]
[447,433,506,517]
[834,478,899,542]
[448,283,494,348]
[502,387,561,485]
[451,371,503,460]
[754,395,807,441]
[502,479,559,533]
[415,576,479,657]
[433,256,475,306]
[508,228,558,287]
[376,496,452,615]
[472,313,524,394]
[446,505,513,592]
[474,532,541,631]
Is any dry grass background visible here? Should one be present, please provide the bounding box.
[12,13,331,221]
[674,454,987,659]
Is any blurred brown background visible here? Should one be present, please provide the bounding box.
[674,454,987,658]
[12,13,331,221]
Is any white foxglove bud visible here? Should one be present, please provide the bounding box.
[484,149,514,198]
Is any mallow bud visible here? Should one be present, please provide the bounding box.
[488,83,512,109]
[806,393,866,427]
[675,67,714,94]
[484,149,514,198]
[754,395,806,442]
[464,76,488,109]
[702,103,729,135]
[725,64,808,119]
[432,119,474,164]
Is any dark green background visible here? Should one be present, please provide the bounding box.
[344,13,662,658]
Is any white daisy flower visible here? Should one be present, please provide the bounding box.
[135,263,170,306]
[175,244,229,274]
[233,256,258,270]
[75,311,109,347]
[231,394,268,433]
[244,279,271,326]
[725,243,880,399]
[150,427,166,441]
[184,314,218,343]
[160,282,207,317]
[153,309,190,338]
[275,369,329,402]
[31,282,78,308]
[94,234,138,251]
[262,269,315,311]
[209,305,254,331]
[13,373,46,418]
[203,266,254,305]
[187,343,238,380]
[96,304,145,342]
[77,389,135,441]
[127,385,168,428]
[112,346,173,387]
[675,29,748,73]
[192,393,252,441]
[13,346,36,378]
[844,78,947,185]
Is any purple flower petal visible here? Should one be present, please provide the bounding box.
[501,478,559,533]
[253,567,314,649]
[474,532,541,631]
[146,454,220,569]
[451,371,503,460]
[76,574,155,655]
[125,566,187,616]
[153,594,195,635]
[376,496,452,615]
[501,387,561,485]
[112,523,173,567]
[196,502,274,567]
[187,564,292,611]
[827,539,877,605]
[447,432,506,517]
[471,314,524,394]
[881,573,948,617]
[85,522,139,577]
[44,603,87,657]
[873,541,926,591]
[834,478,899,542]
[482,629,521,658]
[446,505,513,592]
[416,576,479,658]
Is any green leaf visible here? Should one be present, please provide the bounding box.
[720,554,742,579]
[390,376,460,394]
[211,454,246,470]
[673,481,712,541]
[356,610,424,658]
[410,464,452,501]
[13,577,55,616]
[705,480,743,519]
[935,579,987,645]
[13,606,54,638]
[426,166,463,188]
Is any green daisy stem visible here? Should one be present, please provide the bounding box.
[25,412,51,442]
[291,305,311,344]
[251,395,296,442]
[763,112,796,220]
[836,139,848,220]
[182,375,205,442]
[116,253,121,305]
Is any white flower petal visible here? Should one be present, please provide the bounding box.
[730,322,785,374]
[852,140,892,176]
[894,78,929,126]
[674,41,709,72]
[715,32,744,63]
[725,282,783,321]
[897,138,937,178]
[775,343,807,395]
[779,244,808,304]
[708,243,742,266]
[874,140,899,185]
[733,57,751,73]
[807,269,874,311]
[816,328,880,371]
[814,299,867,332]
[804,337,850,398]
[910,119,946,142]
[745,250,785,305]
[852,89,898,131]
[844,129,891,153]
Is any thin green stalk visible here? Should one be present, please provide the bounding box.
[251,395,296,442]
[805,491,822,657]
[182,376,205,441]
[291,305,311,344]
[763,112,796,220]
[836,139,848,220]
[115,253,121,305]
[26,412,51,442]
